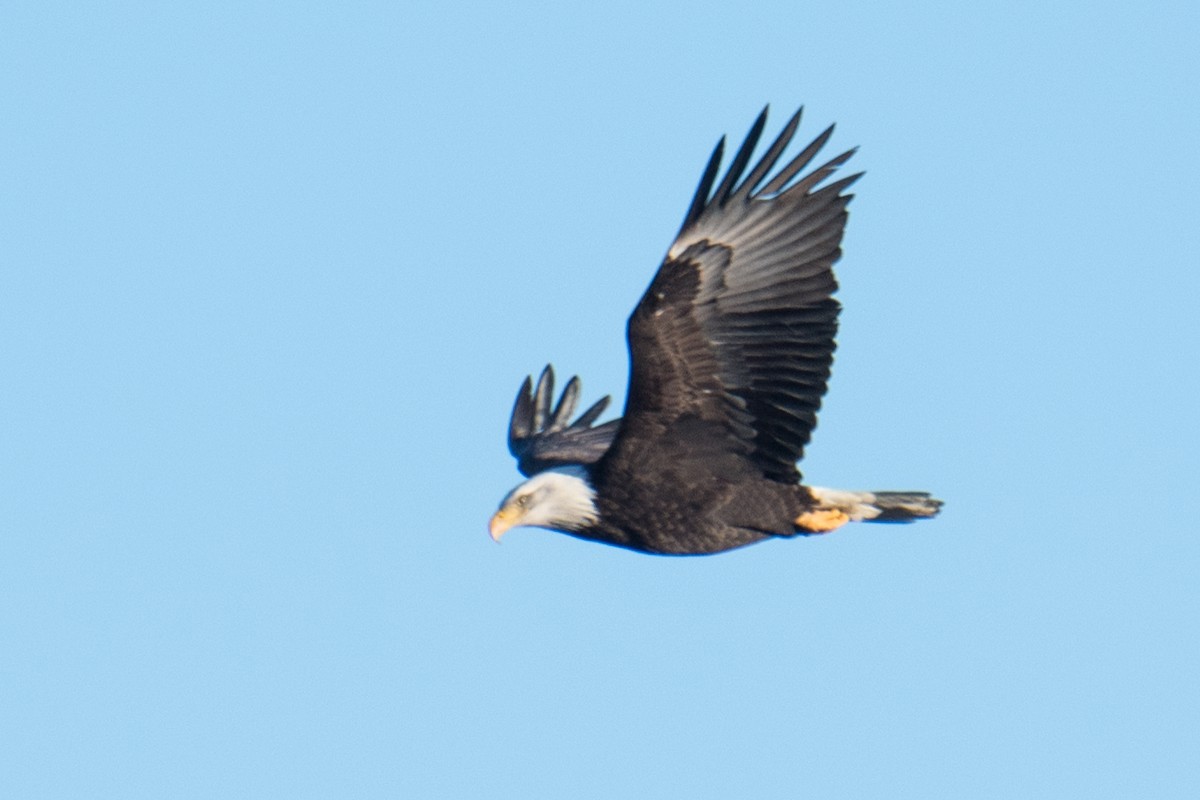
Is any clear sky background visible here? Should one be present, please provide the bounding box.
[3,2,1198,798]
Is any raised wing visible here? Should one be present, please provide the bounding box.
[616,107,859,483]
[507,365,621,477]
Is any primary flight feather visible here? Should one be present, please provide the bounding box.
[491,107,942,555]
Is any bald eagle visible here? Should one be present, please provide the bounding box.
[490,107,942,555]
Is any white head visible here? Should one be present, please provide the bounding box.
[489,467,599,542]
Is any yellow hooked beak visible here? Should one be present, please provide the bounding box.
[488,506,521,543]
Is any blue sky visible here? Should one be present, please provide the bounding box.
[3,1,1198,797]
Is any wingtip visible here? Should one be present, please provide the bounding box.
[549,375,582,430]
[536,364,555,392]
[572,394,612,429]
[680,134,727,232]
[531,365,555,431]
[711,111,770,206]
[508,375,535,450]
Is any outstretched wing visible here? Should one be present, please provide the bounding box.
[614,107,859,484]
[507,365,621,477]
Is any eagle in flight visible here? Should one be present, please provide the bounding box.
[490,107,942,555]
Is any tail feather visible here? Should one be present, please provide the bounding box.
[867,491,944,522]
[807,487,943,524]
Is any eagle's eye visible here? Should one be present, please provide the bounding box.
[516,495,530,508]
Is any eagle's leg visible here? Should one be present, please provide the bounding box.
[794,508,850,534]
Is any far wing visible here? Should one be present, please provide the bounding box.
[507,365,620,477]
[616,107,858,483]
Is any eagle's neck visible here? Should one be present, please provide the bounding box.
[538,466,600,533]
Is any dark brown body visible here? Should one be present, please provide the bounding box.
[581,413,810,554]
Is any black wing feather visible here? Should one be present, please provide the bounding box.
[760,124,839,195]
[735,108,803,199]
[679,138,725,233]
[708,108,767,207]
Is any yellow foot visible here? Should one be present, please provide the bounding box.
[795,508,849,534]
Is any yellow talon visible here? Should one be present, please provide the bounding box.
[795,508,849,533]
